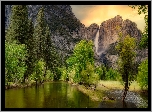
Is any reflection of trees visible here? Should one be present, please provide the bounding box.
[23,87,36,108]
[5,89,25,108]
[67,85,92,108]
[6,82,99,108]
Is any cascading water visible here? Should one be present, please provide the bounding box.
[94,29,106,56]
[94,29,100,55]
[94,29,104,56]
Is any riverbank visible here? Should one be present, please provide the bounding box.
[5,80,47,90]
[69,80,147,102]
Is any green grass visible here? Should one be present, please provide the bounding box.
[70,80,142,102]
[97,80,141,92]
[76,85,104,101]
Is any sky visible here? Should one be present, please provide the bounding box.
[71,5,146,31]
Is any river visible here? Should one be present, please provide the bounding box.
[5,81,100,108]
[5,81,148,108]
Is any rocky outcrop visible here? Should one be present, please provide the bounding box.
[97,15,147,69]
[98,15,142,54]
[5,6,147,68]
[98,15,123,54]
[5,5,100,65]
[85,23,99,41]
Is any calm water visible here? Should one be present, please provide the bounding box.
[5,81,100,108]
[5,81,148,108]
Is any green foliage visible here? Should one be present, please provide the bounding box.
[95,64,107,80]
[5,5,29,44]
[115,33,137,86]
[32,7,61,81]
[5,41,27,84]
[129,5,148,49]
[81,62,99,86]
[59,67,69,81]
[95,66,103,80]
[33,7,46,60]
[137,58,148,90]
[105,68,121,81]
[66,40,94,83]
[24,19,35,81]
[32,59,45,83]
[45,70,54,81]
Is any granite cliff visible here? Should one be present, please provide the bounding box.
[5,6,147,68]
[96,15,147,69]
[5,5,99,64]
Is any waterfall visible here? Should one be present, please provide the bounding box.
[94,29,105,56]
[94,29,99,54]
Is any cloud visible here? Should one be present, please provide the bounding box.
[71,5,146,31]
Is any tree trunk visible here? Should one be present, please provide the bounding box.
[122,66,129,101]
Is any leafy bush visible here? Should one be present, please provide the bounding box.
[59,67,69,81]
[105,68,121,81]
[95,66,103,80]
[137,58,148,90]
[68,68,76,83]
[45,70,54,81]
[5,41,27,84]
[66,40,94,83]
[32,59,45,83]
[81,62,99,86]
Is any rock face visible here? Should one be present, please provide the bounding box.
[5,5,99,65]
[97,15,147,68]
[98,15,142,54]
[98,15,123,54]
[5,5,12,29]
[5,6,147,68]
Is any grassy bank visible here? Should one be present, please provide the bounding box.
[97,80,141,92]
[5,80,46,90]
[71,80,143,102]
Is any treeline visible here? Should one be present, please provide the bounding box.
[5,5,148,93]
[59,34,148,93]
[59,40,121,87]
[59,5,148,94]
[5,5,61,86]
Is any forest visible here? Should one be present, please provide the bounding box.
[5,5,148,108]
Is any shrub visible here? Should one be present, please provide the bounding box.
[5,41,27,84]
[95,66,103,80]
[32,59,45,83]
[105,68,121,81]
[137,58,148,90]
[45,70,54,81]
[59,67,69,81]
[81,62,99,86]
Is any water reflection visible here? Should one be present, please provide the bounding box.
[5,82,99,108]
[5,82,148,108]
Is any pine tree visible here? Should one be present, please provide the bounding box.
[24,19,35,82]
[44,25,61,80]
[5,5,29,44]
[33,7,46,60]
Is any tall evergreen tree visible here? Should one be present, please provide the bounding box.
[44,25,61,80]
[33,7,46,60]
[33,7,61,80]
[24,19,35,82]
[5,5,29,44]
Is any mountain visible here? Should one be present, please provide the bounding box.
[5,5,147,69]
[5,5,91,64]
[96,15,147,69]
